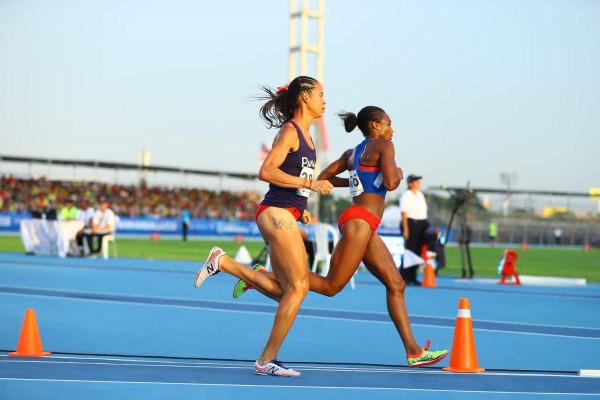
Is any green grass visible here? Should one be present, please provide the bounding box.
[0,235,27,253]
[1,235,598,283]
[0,235,265,263]
[442,245,600,283]
[100,237,267,262]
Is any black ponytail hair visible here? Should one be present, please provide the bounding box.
[337,106,386,137]
[257,76,319,129]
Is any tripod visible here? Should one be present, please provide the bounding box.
[444,188,474,278]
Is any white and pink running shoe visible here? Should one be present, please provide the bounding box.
[194,246,225,288]
[254,359,301,377]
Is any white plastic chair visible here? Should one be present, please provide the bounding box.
[310,223,355,290]
[101,234,118,260]
[102,216,119,260]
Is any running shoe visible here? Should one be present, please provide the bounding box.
[232,264,268,298]
[254,359,300,377]
[407,340,448,368]
[194,246,225,288]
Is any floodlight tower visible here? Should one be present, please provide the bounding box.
[138,150,151,186]
[288,0,327,219]
[500,172,517,216]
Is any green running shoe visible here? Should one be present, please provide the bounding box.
[232,264,267,298]
[407,340,448,368]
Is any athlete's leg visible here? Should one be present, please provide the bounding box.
[227,218,370,300]
[219,255,283,301]
[253,207,309,364]
[362,232,420,355]
[308,219,371,296]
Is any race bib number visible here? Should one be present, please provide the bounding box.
[296,166,314,198]
[349,170,364,197]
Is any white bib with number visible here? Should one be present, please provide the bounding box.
[348,169,364,197]
[296,166,315,198]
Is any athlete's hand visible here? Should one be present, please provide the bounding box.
[311,179,333,195]
[300,210,311,225]
[397,167,404,181]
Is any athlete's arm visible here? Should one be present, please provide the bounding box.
[300,209,312,225]
[259,123,332,194]
[317,149,352,187]
[259,124,302,187]
[378,141,401,191]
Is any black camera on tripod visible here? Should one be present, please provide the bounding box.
[441,184,475,279]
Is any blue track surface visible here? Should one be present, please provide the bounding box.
[0,252,599,399]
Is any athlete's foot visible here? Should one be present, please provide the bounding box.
[254,359,300,377]
[407,340,448,368]
[232,264,268,298]
[194,246,225,288]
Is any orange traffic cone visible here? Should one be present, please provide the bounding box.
[422,262,437,288]
[420,248,437,288]
[9,309,51,357]
[443,298,484,373]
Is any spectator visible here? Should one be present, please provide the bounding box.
[74,197,96,256]
[79,196,116,256]
[181,204,191,241]
[44,199,58,221]
[77,198,95,228]
[554,228,562,245]
[59,195,79,221]
[1,176,261,220]
[489,219,497,247]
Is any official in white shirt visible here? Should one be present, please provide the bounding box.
[81,196,116,256]
[399,175,430,285]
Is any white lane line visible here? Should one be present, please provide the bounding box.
[579,370,600,377]
[1,357,583,378]
[0,378,597,396]
[3,288,599,339]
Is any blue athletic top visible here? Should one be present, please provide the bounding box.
[349,139,387,198]
[260,120,316,215]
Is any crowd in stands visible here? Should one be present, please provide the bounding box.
[0,176,261,221]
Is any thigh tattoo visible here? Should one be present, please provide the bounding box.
[271,217,294,230]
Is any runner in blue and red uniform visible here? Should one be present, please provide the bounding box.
[231,106,448,368]
[193,76,333,377]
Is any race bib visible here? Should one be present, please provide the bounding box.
[349,169,364,197]
[296,166,315,198]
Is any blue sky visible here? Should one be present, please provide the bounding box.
[1,0,599,196]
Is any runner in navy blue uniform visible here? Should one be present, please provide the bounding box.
[231,106,448,368]
[194,76,333,377]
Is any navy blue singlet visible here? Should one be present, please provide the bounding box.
[260,120,316,214]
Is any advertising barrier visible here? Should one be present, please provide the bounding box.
[2,212,405,265]
[0,212,262,238]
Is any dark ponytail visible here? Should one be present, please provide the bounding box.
[257,76,319,129]
[337,106,386,137]
[337,111,358,133]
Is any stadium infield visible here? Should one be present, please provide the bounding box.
[0,234,598,283]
